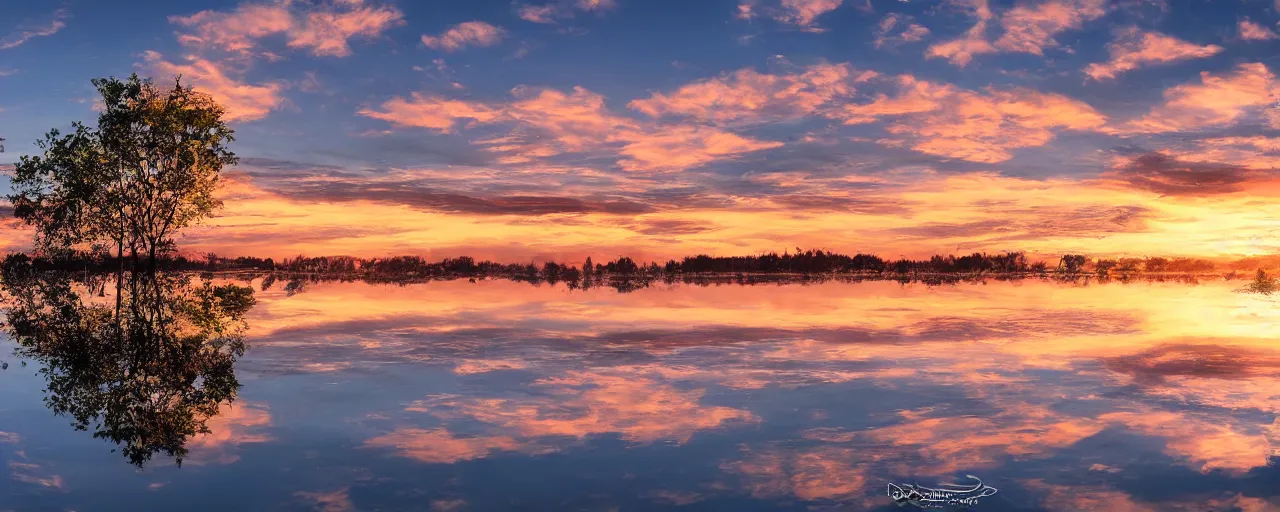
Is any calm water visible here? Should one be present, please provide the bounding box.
[2,278,1279,511]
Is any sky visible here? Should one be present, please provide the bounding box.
[1,0,1280,262]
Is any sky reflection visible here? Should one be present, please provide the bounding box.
[2,278,1279,510]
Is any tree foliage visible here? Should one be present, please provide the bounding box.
[10,73,236,265]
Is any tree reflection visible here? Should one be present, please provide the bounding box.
[1,254,256,467]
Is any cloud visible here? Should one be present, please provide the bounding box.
[143,51,286,122]
[775,0,843,28]
[1110,62,1278,133]
[1104,152,1270,197]
[1238,18,1278,41]
[615,125,783,172]
[9,462,65,490]
[421,21,506,52]
[518,0,617,23]
[628,63,873,123]
[364,428,522,463]
[294,489,355,512]
[170,0,404,58]
[423,370,758,443]
[362,85,784,172]
[874,14,931,48]
[835,75,1107,163]
[357,93,501,132]
[0,8,68,50]
[993,0,1107,55]
[184,403,272,465]
[1083,27,1223,81]
[1104,343,1280,384]
[927,0,1110,66]
[288,0,406,57]
[170,4,293,56]
[925,0,996,67]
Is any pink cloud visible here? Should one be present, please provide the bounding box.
[170,0,403,58]
[1111,62,1279,134]
[365,428,522,463]
[356,93,502,132]
[517,0,617,24]
[294,489,354,512]
[628,63,872,123]
[143,51,286,122]
[518,4,561,23]
[577,0,617,10]
[993,0,1107,55]
[288,1,406,57]
[1239,19,1278,41]
[0,8,68,50]
[362,85,782,171]
[170,4,292,56]
[615,125,783,172]
[1084,27,1223,81]
[836,75,1106,163]
[874,14,931,48]
[421,21,506,52]
[775,0,843,28]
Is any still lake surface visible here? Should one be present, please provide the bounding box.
[2,277,1279,511]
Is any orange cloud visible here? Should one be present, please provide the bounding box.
[421,21,506,52]
[1099,410,1274,474]
[628,63,871,123]
[838,76,1106,162]
[926,0,996,67]
[170,0,403,58]
[1111,62,1278,134]
[185,402,272,465]
[1239,19,1279,41]
[174,157,1280,261]
[615,125,783,172]
[994,0,1107,55]
[1084,27,1224,81]
[143,51,286,122]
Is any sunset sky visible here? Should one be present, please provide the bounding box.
[2,0,1280,262]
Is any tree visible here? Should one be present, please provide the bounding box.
[0,255,255,467]
[10,73,236,274]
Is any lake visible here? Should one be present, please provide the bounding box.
[2,277,1279,511]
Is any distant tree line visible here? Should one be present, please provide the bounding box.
[13,248,1227,279]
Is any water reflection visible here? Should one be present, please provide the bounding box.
[2,276,1278,510]
[0,256,256,467]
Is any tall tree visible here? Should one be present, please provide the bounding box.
[10,73,236,271]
